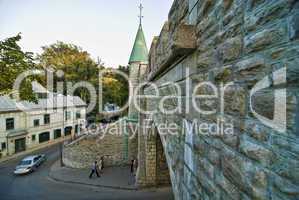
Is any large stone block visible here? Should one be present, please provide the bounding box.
[218,36,243,63]
[290,12,299,40]
[149,23,196,81]
[221,147,269,199]
[272,134,299,160]
[213,65,233,84]
[197,49,218,69]
[268,44,299,60]
[240,135,275,166]
[286,58,299,86]
[223,0,244,27]
[234,55,270,88]
[273,173,299,198]
[244,119,269,142]
[244,22,288,53]
[215,173,241,200]
[223,84,247,117]
[244,0,293,32]
[272,152,299,186]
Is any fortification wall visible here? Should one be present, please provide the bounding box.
[141,0,299,199]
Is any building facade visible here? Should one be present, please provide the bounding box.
[0,94,86,159]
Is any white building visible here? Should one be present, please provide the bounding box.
[0,92,86,159]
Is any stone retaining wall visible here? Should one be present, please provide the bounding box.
[63,120,137,168]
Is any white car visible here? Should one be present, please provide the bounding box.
[14,154,46,175]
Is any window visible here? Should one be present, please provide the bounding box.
[6,118,14,130]
[44,114,50,124]
[64,127,72,136]
[34,119,40,127]
[39,132,50,143]
[75,125,79,134]
[76,112,81,119]
[65,111,71,121]
[33,157,39,163]
[20,160,32,165]
[32,135,36,141]
[54,129,62,139]
[1,142,6,150]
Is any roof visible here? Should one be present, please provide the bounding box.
[0,96,19,112]
[0,94,87,113]
[129,24,149,64]
[22,155,38,160]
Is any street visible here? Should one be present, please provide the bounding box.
[0,144,174,200]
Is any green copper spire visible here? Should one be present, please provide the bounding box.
[129,4,148,64]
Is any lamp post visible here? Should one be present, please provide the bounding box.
[60,94,65,167]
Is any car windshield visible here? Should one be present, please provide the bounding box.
[19,160,32,166]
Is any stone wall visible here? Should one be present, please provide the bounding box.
[139,0,299,199]
[63,120,136,168]
[156,133,171,186]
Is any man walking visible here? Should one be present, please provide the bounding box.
[89,161,100,179]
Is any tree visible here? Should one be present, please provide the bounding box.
[0,33,38,101]
[38,42,129,119]
[38,41,99,103]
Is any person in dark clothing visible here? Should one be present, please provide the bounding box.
[130,159,134,174]
[89,161,100,178]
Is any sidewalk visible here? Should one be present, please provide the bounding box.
[49,161,137,190]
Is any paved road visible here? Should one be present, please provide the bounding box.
[0,144,174,200]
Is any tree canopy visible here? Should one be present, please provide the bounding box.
[0,36,129,118]
[38,41,129,118]
[0,33,38,101]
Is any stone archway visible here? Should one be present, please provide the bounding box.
[155,130,171,186]
[136,124,171,188]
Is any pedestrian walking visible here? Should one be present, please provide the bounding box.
[89,161,100,178]
[98,157,104,174]
[130,159,134,174]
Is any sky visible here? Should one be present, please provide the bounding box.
[0,0,173,67]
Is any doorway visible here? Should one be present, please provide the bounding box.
[15,138,26,153]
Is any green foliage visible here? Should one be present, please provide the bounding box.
[38,41,129,117]
[101,65,129,108]
[0,33,38,101]
[38,41,99,103]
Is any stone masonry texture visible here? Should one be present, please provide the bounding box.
[137,0,299,200]
[63,121,137,168]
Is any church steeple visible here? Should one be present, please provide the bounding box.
[129,3,148,64]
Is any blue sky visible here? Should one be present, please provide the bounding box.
[0,0,173,67]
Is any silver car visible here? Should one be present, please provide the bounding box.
[14,154,46,175]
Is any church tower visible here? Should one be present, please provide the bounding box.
[128,3,148,120]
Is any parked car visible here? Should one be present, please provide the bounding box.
[14,154,46,175]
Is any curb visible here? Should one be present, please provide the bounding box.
[48,161,138,191]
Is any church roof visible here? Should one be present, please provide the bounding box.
[129,24,148,64]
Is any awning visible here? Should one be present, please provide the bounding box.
[7,129,28,138]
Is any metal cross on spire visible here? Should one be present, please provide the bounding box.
[138,3,144,26]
